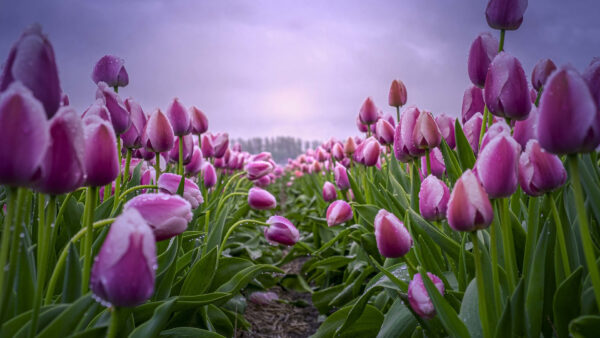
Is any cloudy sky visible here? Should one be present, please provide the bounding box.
[1,0,598,141]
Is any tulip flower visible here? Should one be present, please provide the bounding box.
[203,163,217,188]
[344,137,357,155]
[82,99,112,123]
[247,187,277,210]
[531,58,557,91]
[264,216,299,246]
[124,193,192,241]
[513,106,538,149]
[315,147,329,162]
[189,106,209,135]
[184,147,203,175]
[326,200,353,226]
[83,116,119,187]
[394,106,425,162]
[538,67,600,154]
[485,53,532,121]
[376,118,395,145]
[91,55,129,89]
[142,109,175,153]
[518,140,567,196]
[169,134,194,164]
[34,106,85,195]
[479,120,511,151]
[447,170,494,231]
[249,291,279,305]
[408,273,445,319]
[137,147,156,161]
[468,32,499,88]
[96,82,131,134]
[157,173,203,209]
[462,85,485,124]
[254,175,271,188]
[362,137,381,167]
[584,57,600,106]
[420,148,445,179]
[419,176,450,221]
[359,97,379,125]
[166,98,191,136]
[356,116,369,133]
[389,79,408,108]
[90,208,156,307]
[0,24,61,118]
[374,209,412,258]
[485,0,528,31]
[212,133,229,158]
[477,133,521,198]
[413,111,442,150]
[121,98,147,149]
[463,113,484,156]
[331,142,345,161]
[0,83,49,186]
[435,114,456,149]
[334,163,350,191]
[322,182,337,202]
[246,160,273,180]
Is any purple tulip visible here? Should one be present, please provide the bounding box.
[0,83,49,186]
[479,120,511,151]
[60,93,69,106]
[463,113,484,156]
[142,109,175,153]
[248,187,277,210]
[513,106,538,149]
[249,291,279,305]
[326,200,353,226]
[394,106,425,162]
[584,57,600,106]
[254,175,271,188]
[166,98,191,136]
[90,208,156,307]
[468,33,499,88]
[344,137,357,155]
[212,133,229,158]
[91,55,129,88]
[189,106,209,134]
[419,175,450,221]
[484,52,531,120]
[477,133,521,198]
[331,143,345,161]
[83,116,119,187]
[33,106,85,195]
[82,99,112,123]
[121,98,147,149]
[420,148,445,179]
[124,193,192,241]
[0,25,61,118]
[203,163,217,188]
[356,116,369,133]
[184,147,203,176]
[359,97,379,125]
[531,59,557,91]
[538,67,600,154]
[264,216,299,246]
[315,147,329,162]
[485,0,528,31]
[413,111,442,150]
[362,137,381,167]
[389,79,408,107]
[169,134,194,164]
[157,173,203,209]
[334,163,350,191]
[376,119,395,145]
[461,85,485,124]
[519,140,567,196]
[322,182,337,202]
[246,161,273,180]
[374,209,412,258]
[96,82,131,134]
[447,170,494,231]
[408,273,445,319]
[137,147,156,161]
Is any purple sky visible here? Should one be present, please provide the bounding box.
[1,0,599,141]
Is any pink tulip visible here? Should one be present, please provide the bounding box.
[322,182,337,202]
[264,216,299,246]
[408,273,445,319]
[326,200,353,226]
[248,187,277,210]
[157,173,203,209]
[359,97,379,125]
[374,209,412,258]
[124,193,192,241]
[476,134,521,198]
[447,170,494,231]
[419,175,450,221]
[166,98,191,136]
[142,109,175,153]
[518,139,567,196]
[389,79,408,107]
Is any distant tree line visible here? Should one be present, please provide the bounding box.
[235,136,321,164]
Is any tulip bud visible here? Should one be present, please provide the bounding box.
[356,116,369,133]
[169,134,194,164]
[408,273,445,319]
[389,79,408,107]
[485,0,528,31]
[96,82,131,134]
[344,137,357,155]
[0,25,61,118]
[166,98,191,136]
[435,114,456,149]
[583,57,600,106]
[264,216,299,246]
[246,161,273,180]
[82,99,112,123]
[212,133,229,158]
[0,83,49,186]
[413,111,442,150]
[249,291,279,305]
[394,106,425,162]
[477,133,521,198]
[359,97,379,125]
[248,187,277,210]
[462,85,485,123]
[322,182,337,202]
[121,98,147,149]
[376,118,395,145]
[334,163,350,191]
[184,147,203,176]
[420,148,445,179]
[91,55,129,88]
[463,113,484,156]
[362,137,381,167]
[157,173,203,209]
[189,106,209,134]
[84,116,119,187]
[331,142,345,161]
[315,147,329,162]
[90,208,156,307]
[468,32,499,88]
[142,109,175,153]
[513,106,538,149]
[203,163,217,188]
[538,67,600,154]
[531,58,557,91]
[124,193,192,241]
[374,209,412,258]
[326,200,353,226]
[419,176,450,221]
[484,52,531,120]
[518,140,566,196]
[447,170,494,231]
[479,120,511,151]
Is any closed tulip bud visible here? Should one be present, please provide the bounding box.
[413,111,442,150]
[376,118,395,145]
[485,0,528,31]
[419,176,450,221]
[462,85,485,123]
[248,187,277,210]
[468,32,499,88]
[142,109,175,153]
[249,291,279,305]
[91,55,129,88]
[374,209,412,258]
[121,98,147,149]
[513,106,538,149]
[201,133,214,158]
[356,116,369,133]
[0,83,49,186]
[246,160,273,180]
[519,140,567,196]
[389,79,408,107]
[477,134,521,198]
[264,216,299,246]
[254,174,271,187]
[82,99,112,123]
[84,116,119,187]
[359,97,379,125]
[90,209,156,307]
[531,58,557,91]
[584,57,600,106]
[184,147,203,175]
[447,170,493,231]
[420,148,446,179]
[124,193,192,241]
[203,163,217,188]
[326,200,353,226]
[0,25,61,118]
[344,137,357,155]
[480,120,511,151]
[362,137,381,167]
[157,173,203,209]
[538,67,600,154]
[34,106,85,194]
[315,147,329,162]
[408,273,445,319]
[331,143,345,161]
[96,82,131,134]
[334,163,350,191]
[212,133,229,158]
[484,52,531,120]
[463,113,484,156]
[435,114,456,149]
[189,106,208,134]
[166,98,191,136]
[137,147,156,161]
[169,134,194,164]
[394,106,425,162]
[322,182,337,202]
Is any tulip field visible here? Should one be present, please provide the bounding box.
[2,0,600,337]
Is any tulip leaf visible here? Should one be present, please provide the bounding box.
[569,315,600,338]
[216,264,283,295]
[154,237,180,300]
[352,204,379,229]
[494,278,526,338]
[306,255,355,272]
[335,285,384,336]
[180,247,218,296]
[129,298,176,338]
[62,243,82,303]
[458,279,483,338]
[176,174,186,197]
[553,267,583,338]
[1,304,68,338]
[133,292,231,323]
[376,298,417,338]
[208,257,253,292]
[312,284,346,314]
[312,304,383,338]
[68,327,107,338]
[439,138,462,183]
[348,171,366,204]
[36,294,94,338]
[453,119,476,170]
[159,327,224,337]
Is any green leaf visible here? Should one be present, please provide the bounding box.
[133,293,231,323]
[306,255,355,272]
[176,174,186,196]
[459,279,482,338]
[204,304,233,337]
[348,172,366,204]
[376,298,417,338]
[69,327,107,338]
[36,294,94,338]
[129,298,176,338]
[159,327,224,337]
[335,286,384,335]
[208,257,253,291]
[181,248,218,296]
[312,284,345,314]
[494,278,525,338]
[569,315,600,338]
[154,237,180,300]
[1,305,67,338]
[62,243,82,303]
[352,204,380,229]
[439,138,462,183]
[454,119,476,170]
[553,267,583,338]
[216,264,283,295]
[311,304,384,338]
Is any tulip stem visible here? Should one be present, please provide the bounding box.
[123,148,132,187]
[107,306,122,338]
[118,185,158,201]
[499,198,517,292]
[534,87,543,107]
[155,152,161,184]
[489,206,503,317]
[425,149,432,177]
[215,192,248,217]
[470,232,493,338]
[218,219,269,256]
[478,106,490,151]
[0,187,17,319]
[81,186,98,294]
[549,192,571,277]
[568,155,600,308]
[498,29,505,52]
[395,106,400,126]
[178,135,184,175]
